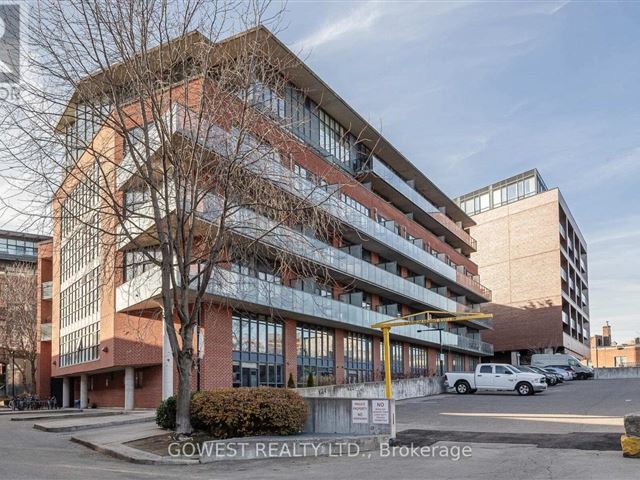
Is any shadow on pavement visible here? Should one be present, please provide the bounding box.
[395,429,621,451]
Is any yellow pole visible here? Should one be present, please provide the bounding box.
[382,326,392,400]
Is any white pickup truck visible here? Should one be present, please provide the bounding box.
[444,363,547,396]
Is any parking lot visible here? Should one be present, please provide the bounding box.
[0,379,638,480]
[397,378,635,435]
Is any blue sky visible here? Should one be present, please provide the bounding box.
[277,1,640,342]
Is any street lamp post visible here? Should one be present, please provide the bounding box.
[11,351,15,398]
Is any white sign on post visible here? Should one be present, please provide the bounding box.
[351,400,369,424]
[372,399,389,424]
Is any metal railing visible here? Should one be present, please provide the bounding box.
[117,104,493,303]
[361,157,478,250]
[455,271,492,301]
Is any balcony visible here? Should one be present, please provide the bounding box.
[40,323,52,341]
[115,266,493,356]
[455,271,492,302]
[205,202,473,312]
[117,104,492,303]
[42,281,53,300]
[357,157,477,252]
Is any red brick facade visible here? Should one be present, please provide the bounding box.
[35,29,489,409]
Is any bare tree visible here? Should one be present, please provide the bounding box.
[0,263,38,394]
[0,1,365,434]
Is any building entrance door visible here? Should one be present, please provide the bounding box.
[241,362,258,387]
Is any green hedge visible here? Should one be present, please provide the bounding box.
[156,392,199,430]
[156,395,177,430]
[191,387,308,438]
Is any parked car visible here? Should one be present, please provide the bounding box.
[444,363,547,396]
[518,366,558,386]
[548,365,579,380]
[529,366,563,385]
[531,353,594,379]
[545,366,573,381]
[542,368,565,383]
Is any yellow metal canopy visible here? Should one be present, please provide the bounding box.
[372,310,493,399]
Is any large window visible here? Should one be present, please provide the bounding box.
[0,237,37,257]
[468,356,479,371]
[296,323,335,387]
[344,332,373,383]
[59,171,102,368]
[123,187,152,218]
[248,81,285,119]
[462,175,540,215]
[451,353,464,372]
[232,313,284,387]
[409,345,428,377]
[340,193,370,217]
[380,341,404,379]
[319,110,351,166]
[64,101,110,166]
[60,267,100,329]
[123,246,161,281]
[230,261,281,284]
[59,322,100,367]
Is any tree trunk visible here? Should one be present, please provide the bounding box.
[175,351,194,435]
[29,360,37,396]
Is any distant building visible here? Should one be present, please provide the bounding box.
[591,323,640,368]
[0,230,51,397]
[455,169,590,363]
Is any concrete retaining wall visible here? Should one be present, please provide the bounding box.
[304,398,395,437]
[296,376,444,400]
[594,367,640,379]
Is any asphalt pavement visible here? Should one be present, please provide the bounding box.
[0,379,638,480]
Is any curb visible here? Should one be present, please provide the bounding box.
[70,436,198,465]
[12,411,124,422]
[34,415,154,432]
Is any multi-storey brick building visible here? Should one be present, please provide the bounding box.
[38,27,493,409]
[455,169,590,364]
[0,230,50,397]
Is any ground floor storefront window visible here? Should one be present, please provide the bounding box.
[409,345,428,377]
[296,322,335,387]
[231,312,284,387]
[344,332,373,383]
[380,341,404,379]
[451,353,464,372]
[468,356,479,371]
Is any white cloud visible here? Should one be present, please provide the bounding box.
[291,3,383,53]
[566,146,640,192]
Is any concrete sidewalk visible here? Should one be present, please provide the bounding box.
[71,423,198,465]
[33,411,155,432]
[0,408,82,416]
[11,410,124,422]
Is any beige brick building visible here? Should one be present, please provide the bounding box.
[455,170,590,363]
[591,323,640,368]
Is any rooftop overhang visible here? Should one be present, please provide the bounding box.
[54,26,474,229]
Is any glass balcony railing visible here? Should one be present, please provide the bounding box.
[117,266,493,356]
[222,206,460,311]
[40,323,52,341]
[362,157,477,250]
[42,281,53,300]
[119,104,492,302]
[206,269,493,356]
